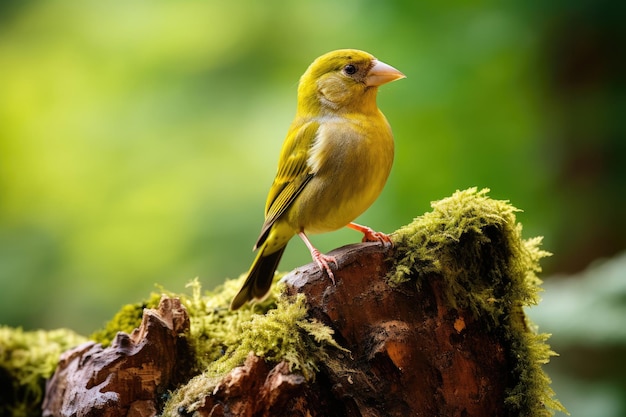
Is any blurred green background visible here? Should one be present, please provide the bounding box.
[0,0,624,415]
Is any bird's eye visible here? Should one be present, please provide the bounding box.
[343,64,357,75]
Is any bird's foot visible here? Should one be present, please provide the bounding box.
[347,222,393,247]
[298,231,338,284]
[310,248,337,285]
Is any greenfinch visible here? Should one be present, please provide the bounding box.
[231,49,404,310]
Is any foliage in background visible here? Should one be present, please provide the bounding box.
[0,2,623,416]
[528,253,626,417]
[4,0,621,333]
[1,0,623,329]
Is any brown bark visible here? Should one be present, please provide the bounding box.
[195,354,341,417]
[42,297,190,417]
[284,242,510,416]
[43,243,514,416]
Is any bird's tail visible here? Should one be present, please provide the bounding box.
[230,244,286,310]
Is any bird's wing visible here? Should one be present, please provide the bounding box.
[254,120,320,249]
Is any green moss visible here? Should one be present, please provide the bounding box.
[161,277,347,415]
[168,276,282,373]
[390,187,567,416]
[84,275,344,413]
[210,292,346,378]
[0,327,86,417]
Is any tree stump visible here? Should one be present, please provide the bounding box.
[40,188,565,417]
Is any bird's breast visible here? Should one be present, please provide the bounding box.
[290,113,394,233]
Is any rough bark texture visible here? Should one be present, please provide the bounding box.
[195,354,341,417]
[185,243,510,417]
[284,242,510,417]
[42,297,190,417]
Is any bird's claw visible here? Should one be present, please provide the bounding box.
[361,230,392,246]
[347,222,393,247]
[311,249,337,285]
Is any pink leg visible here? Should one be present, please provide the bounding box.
[298,231,337,284]
[347,222,393,246]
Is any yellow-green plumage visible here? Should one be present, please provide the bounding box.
[231,49,404,310]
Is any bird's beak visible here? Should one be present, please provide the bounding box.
[365,59,406,87]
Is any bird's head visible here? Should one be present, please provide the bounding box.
[297,49,405,116]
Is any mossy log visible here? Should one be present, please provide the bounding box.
[38,188,565,417]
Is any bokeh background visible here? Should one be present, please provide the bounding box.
[1,1,624,415]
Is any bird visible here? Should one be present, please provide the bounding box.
[230,49,405,310]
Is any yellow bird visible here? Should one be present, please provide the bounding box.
[231,49,405,310]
